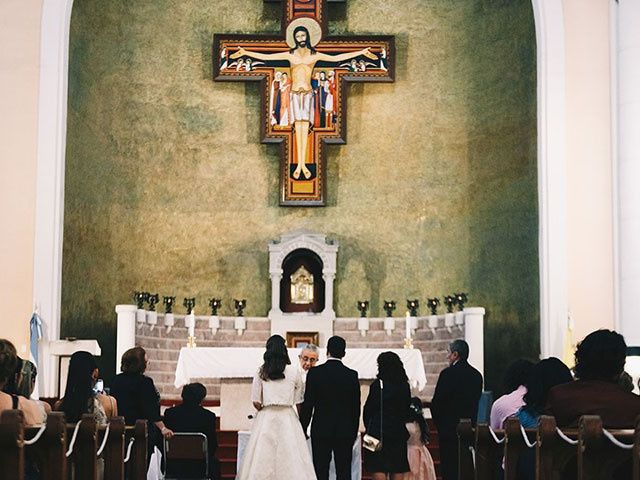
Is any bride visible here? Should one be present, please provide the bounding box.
[237,335,317,480]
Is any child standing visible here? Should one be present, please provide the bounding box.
[405,397,437,480]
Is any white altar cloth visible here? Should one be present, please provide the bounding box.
[174,347,427,390]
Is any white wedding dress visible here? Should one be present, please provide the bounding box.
[237,364,317,480]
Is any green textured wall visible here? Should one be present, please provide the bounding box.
[62,0,538,391]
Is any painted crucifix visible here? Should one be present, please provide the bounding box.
[213,0,394,206]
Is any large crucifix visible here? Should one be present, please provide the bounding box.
[213,0,395,206]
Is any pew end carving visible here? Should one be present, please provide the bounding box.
[504,416,537,480]
[475,422,504,480]
[0,410,25,480]
[26,412,67,480]
[102,416,125,480]
[579,415,633,480]
[457,418,475,480]
[537,415,576,480]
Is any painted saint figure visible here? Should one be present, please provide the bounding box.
[230,18,376,180]
[325,70,336,126]
[269,71,282,125]
[279,72,291,127]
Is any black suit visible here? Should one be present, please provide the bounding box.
[164,403,220,479]
[300,359,360,480]
[431,360,483,480]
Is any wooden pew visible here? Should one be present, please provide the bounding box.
[2,411,137,480]
[474,422,504,480]
[457,418,475,480]
[0,410,25,480]
[578,415,634,480]
[25,411,67,480]
[102,416,125,480]
[503,417,537,480]
[537,415,577,480]
[27,414,125,480]
[67,413,98,479]
[124,419,148,480]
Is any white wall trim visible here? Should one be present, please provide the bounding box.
[33,0,74,396]
[531,0,569,359]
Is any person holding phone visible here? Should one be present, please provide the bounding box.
[55,351,117,423]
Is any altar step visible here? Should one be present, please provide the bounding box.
[215,419,442,480]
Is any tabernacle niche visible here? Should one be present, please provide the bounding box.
[280,248,325,313]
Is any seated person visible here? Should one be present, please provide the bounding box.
[489,359,534,430]
[5,358,51,414]
[55,351,117,423]
[546,329,640,428]
[164,383,219,479]
[110,346,172,461]
[514,357,573,480]
[0,339,47,425]
[516,357,572,428]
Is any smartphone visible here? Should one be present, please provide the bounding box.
[94,379,104,394]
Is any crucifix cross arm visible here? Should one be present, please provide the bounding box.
[213,0,395,206]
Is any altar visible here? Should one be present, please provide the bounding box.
[174,346,427,430]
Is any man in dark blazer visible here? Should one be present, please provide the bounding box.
[164,383,220,480]
[546,329,640,428]
[431,339,483,480]
[300,336,361,480]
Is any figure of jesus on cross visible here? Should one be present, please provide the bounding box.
[231,19,377,181]
[214,0,395,205]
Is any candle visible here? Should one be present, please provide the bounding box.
[405,311,411,339]
[185,312,195,338]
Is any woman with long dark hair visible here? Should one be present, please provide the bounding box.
[237,335,315,480]
[405,397,436,480]
[363,351,411,480]
[56,351,117,423]
[516,357,573,428]
[514,357,573,480]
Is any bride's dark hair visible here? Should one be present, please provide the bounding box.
[259,335,291,381]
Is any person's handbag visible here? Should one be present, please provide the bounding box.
[363,380,383,452]
[362,433,382,452]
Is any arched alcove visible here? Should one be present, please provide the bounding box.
[280,248,325,313]
[268,231,337,346]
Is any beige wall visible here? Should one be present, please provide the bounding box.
[564,0,615,343]
[0,0,42,354]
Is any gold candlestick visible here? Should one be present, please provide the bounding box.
[187,335,197,348]
[404,337,413,349]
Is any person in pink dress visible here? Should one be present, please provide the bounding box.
[405,397,436,480]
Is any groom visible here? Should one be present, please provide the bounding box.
[300,336,361,480]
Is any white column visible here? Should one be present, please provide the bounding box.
[616,0,640,346]
[463,307,485,377]
[33,0,75,399]
[115,305,137,373]
[269,272,282,316]
[323,273,336,317]
[531,0,569,360]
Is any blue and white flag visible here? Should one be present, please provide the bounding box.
[29,312,42,366]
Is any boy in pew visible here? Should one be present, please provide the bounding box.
[164,383,220,479]
[0,339,47,425]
